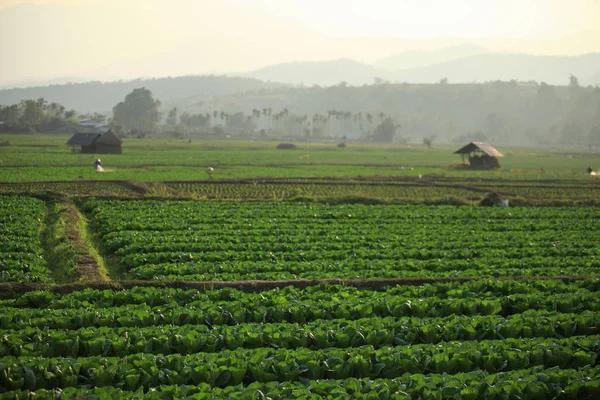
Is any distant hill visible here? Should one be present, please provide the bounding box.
[373,44,489,71]
[3,53,599,115]
[390,53,600,85]
[237,52,600,86]
[237,58,389,86]
[0,75,285,113]
[160,81,600,147]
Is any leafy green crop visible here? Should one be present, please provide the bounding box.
[84,200,600,281]
[0,196,49,283]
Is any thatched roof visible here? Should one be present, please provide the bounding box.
[95,130,122,145]
[66,133,101,146]
[454,142,504,157]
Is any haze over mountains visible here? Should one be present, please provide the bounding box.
[2,43,599,113]
[237,48,600,87]
[2,0,600,89]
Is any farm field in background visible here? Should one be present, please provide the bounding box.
[1,134,600,398]
[1,134,599,181]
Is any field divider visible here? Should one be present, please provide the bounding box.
[38,198,109,283]
[71,201,112,283]
[1,275,599,297]
[39,199,77,283]
[74,200,127,282]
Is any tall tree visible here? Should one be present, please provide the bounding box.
[372,117,400,143]
[112,88,161,132]
[0,104,22,127]
[166,107,178,126]
[19,100,44,132]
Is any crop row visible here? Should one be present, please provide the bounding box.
[1,336,598,392]
[103,228,588,252]
[2,289,597,332]
[165,181,479,201]
[0,196,49,283]
[0,181,141,197]
[85,200,598,228]
[84,200,599,280]
[2,365,599,400]
[6,279,600,309]
[126,256,597,280]
[1,310,599,358]
[1,282,598,398]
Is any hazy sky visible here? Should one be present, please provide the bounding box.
[1,0,599,86]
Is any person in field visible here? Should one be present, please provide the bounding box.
[94,158,103,172]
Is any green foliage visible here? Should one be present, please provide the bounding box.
[423,135,436,148]
[0,196,50,282]
[0,280,600,396]
[82,200,600,281]
[372,117,399,143]
[112,87,161,133]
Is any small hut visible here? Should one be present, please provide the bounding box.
[66,130,123,154]
[94,130,123,154]
[66,133,102,153]
[454,141,504,170]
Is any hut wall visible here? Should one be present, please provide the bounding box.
[469,155,500,170]
[95,143,123,154]
[81,144,97,154]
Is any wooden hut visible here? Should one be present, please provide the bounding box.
[66,130,123,154]
[454,141,504,170]
[94,130,123,154]
[66,133,101,153]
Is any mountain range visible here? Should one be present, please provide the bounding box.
[1,46,600,113]
[237,50,600,87]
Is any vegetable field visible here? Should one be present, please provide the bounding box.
[0,196,49,283]
[1,190,599,398]
[1,280,600,398]
[84,200,599,281]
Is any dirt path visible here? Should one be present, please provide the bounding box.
[61,200,107,282]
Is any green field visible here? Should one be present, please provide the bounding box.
[1,134,599,399]
[1,134,599,182]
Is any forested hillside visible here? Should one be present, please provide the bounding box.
[166,80,600,146]
[2,75,599,146]
[0,76,285,113]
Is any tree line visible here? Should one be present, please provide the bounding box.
[0,98,104,133]
[3,76,600,146]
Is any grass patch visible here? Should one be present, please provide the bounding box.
[70,205,110,282]
[40,201,77,283]
[75,200,128,281]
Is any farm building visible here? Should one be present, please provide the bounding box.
[94,130,123,154]
[66,130,123,154]
[454,141,504,170]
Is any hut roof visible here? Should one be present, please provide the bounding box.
[454,142,504,157]
[95,130,122,145]
[66,133,101,146]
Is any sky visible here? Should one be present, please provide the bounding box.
[0,0,599,86]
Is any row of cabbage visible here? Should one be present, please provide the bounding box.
[0,196,49,283]
[84,199,600,280]
[1,280,599,398]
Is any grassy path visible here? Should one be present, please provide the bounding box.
[39,198,108,283]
